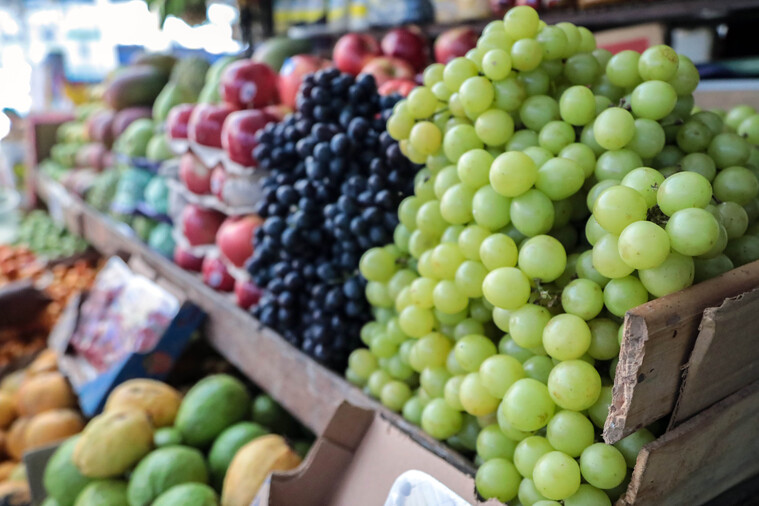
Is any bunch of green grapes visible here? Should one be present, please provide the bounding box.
[345,6,759,504]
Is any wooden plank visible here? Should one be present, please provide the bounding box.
[617,380,759,506]
[604,261,759,443]
[669,288,759,427]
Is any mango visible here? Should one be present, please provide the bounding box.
[126,446,208,506]
[105,379,182,428]
[44,436,94,506]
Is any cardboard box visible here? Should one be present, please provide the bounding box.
[595,23,665,54]
[49,257,205,417]
[255,402,499,506]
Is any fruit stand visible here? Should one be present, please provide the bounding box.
[2,1,759,505]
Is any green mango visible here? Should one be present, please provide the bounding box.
[115,118,154,158]
[153,82,195,122]
[146,134,173,162]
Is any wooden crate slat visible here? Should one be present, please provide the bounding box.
[604,261,759,443]
[617,380,759,506]
[670,288,759,427]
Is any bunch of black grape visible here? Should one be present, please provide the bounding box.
[246,68,420,369]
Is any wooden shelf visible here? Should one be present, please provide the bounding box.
[288,0,759,40]
[33,172,477,476]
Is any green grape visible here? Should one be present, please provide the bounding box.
[586,180,619,212]
[561,278,604,320]
[480,354,526,398]
[592,47,612,67]
[588,385,612,428]
[469,298,493,323]
[712,165,759,205]
[614,428,655,468]
[564,484,612,506]
[434,165,460,200]
[559,143,596,179]
[536,158,585,201]
[525,146,554,168]
[455,260,488,298]
[483,267,532,309]
[360,247,397,282]
[537,25,569,60]
[523,355,553,384]
[423,63,444,86]
[552,197,574,228]
[577,25,596,52]
[435,307,468,326]
[580,122,605,157]
[666,208,720,256]
[387,269,418,301]
[708,132,750,169]
[433,279,468,314]
[460,76,495,115]
[657,171,712,216]
[638,44,679,81]
[603,275,648,317]
[381,381,412,412]
[503,5,540,39]
[507,129,540,151]
[480,233,519,271]
[398,196,421,230]
[409,121,442,156]
[421,366,452,398]
[367,281,394,307]
[475,109,515,147]
[511,189,556,237]
[511,38,543,72]
[594,107,635,150]
[627,118,666,159]
[455,318,485,339]
[519,477,549,506]
[477,424,517,461]
[518,235,567,282]
[407,87,439,119]
[460,372,500,415]
[726,104,757,131]
[594,185,647,235]
[473,185,512,230]
[402,396,424,424]
[398,305,434,337]
[348,349,378,380]
[538,121,576,155]
[718,201,749,239]
[394,224,411,253]
[443,57,478,92]
[367,369,392,397]
[606,50,642,88]
[509,304,552,349]
[416,199,447,236]
[514,436,554,479]
[500,378,555,431]
[387,112,414,140]
[681,152,717,181]
[548,359,602,411]
[519,68,551,96]
[440,183,474,225]
[458,224,490,261]
[481,48,512,81]
[477,29,512,52]
[556,22,580,54]
[668,55,699,96]
[559,86,595,126]
[576,249,610,287]
[652,145,684,170]
[621,167,665,208]
[676,120,712,153]
[491,151,538,197]
[542,313,592,361]
[580,443,627,489]
[595,149,643,182]
[476,458,521,502]
[546,410,594,458]
[441,224,465,244]
[493,76,527,112]
[725,235,759,266]
[416,249,437,278]
[422,398,463,439]
[631,80,677,120]
[455,334,497,372]
[520,95,560,132]
[638,251,694,297]
[370,332,399,358]
[533,451,581,500]
[443,124,484,163]
[592,74,625,103]
[444,375,465,410]
[499,335,534,363]
[564,53,600,85]
[431,243,465,279]
[587,318,621,360]
[618,220,670,269]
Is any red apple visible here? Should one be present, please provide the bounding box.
[235,278,263,309]
[181,204,226,246]
[434,27,479,64]
[166,103,195,140]
[179,153,213,194]
[360,56,415,87]
[333,33,381,76]
[277,55,331,109]
[188,103,236,148]
[378,78,417,97]
[202,255,235,292]
[174,245,204,271]
[381,28,429,72]
[210,165,226,200]
[216,214,262,268]
[221,110,271,167]
[219,60,279,109]
[262,104,294,123]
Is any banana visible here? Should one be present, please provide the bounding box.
[221,434,302,506]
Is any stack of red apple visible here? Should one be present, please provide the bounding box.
[165,59,284,308]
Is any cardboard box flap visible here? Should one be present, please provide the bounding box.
[320,402,375,450]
